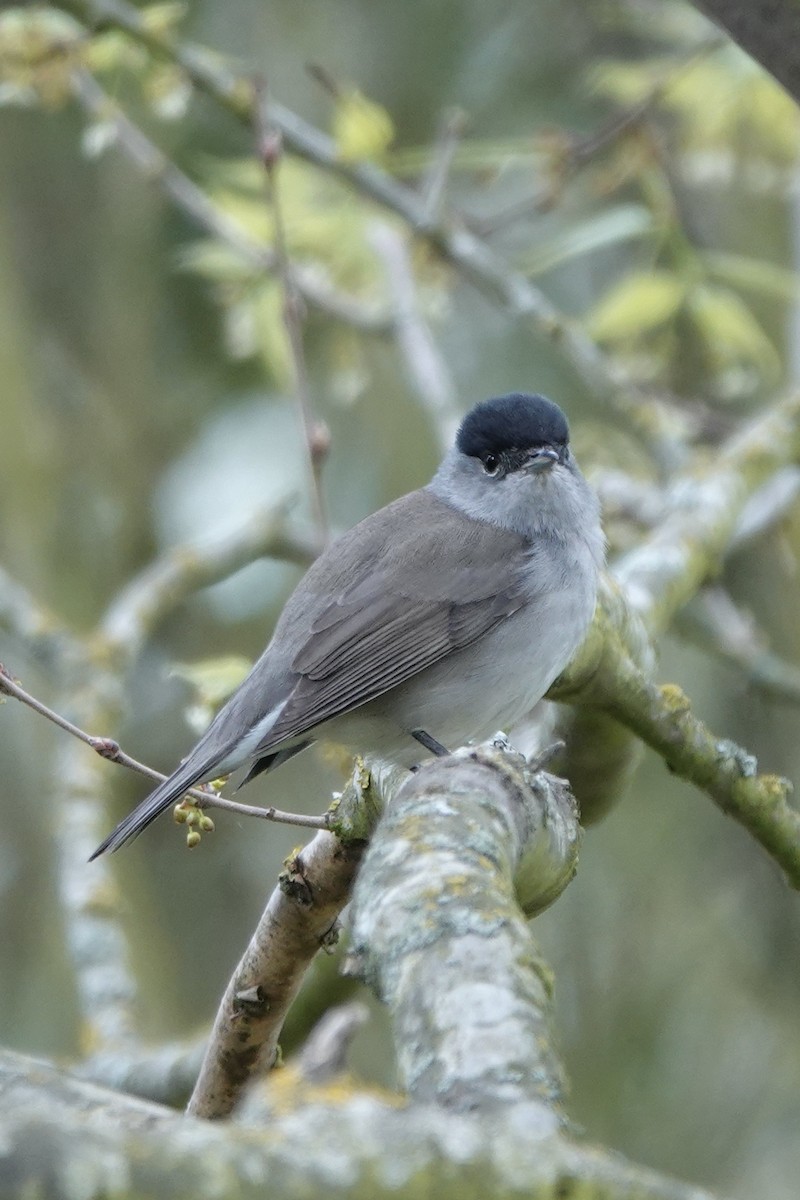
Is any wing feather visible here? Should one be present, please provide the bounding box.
[262,585,526,748]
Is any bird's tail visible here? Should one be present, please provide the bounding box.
[89,757,215,860]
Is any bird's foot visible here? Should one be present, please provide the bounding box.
[410,729,451,758]
[486,732,564,772]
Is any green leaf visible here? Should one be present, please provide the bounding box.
[171,655,252,736]
[687,284,779,376]
[171,656,251,707]
[333,88,395,163]
[587,271,686,342]
[524,205,655,276]
[704,252,800,303]
[176,240,261,283]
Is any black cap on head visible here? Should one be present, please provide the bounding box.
[457,393,569,460]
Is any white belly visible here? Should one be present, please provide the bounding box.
[321,579,595,766]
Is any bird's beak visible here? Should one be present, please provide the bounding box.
[526,446,560,473]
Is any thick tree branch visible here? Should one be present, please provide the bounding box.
[186,760,402,1119]
[0,1045,720,1200]
[350,744,581,1113]
[556,391,800,836]
[691,0,800,106]
[0,738,719,1196]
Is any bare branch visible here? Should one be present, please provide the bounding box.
[100,500,319,656]
[255,87,329,543]
[369,221,461,450]
[0,664,328,832]
[70,68,389,332]
[187,760,402,1119]
[60,0,686,467]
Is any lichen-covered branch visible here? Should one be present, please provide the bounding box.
[349,744,581,1112]
[555,391,800,838]
[557,589,800,885]
[0,1045,720,1200]
[0,744,718,1197]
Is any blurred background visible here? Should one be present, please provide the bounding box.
[1,1,799,1196]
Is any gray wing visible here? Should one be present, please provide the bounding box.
[257,489,531,750]
[90,490,531,857]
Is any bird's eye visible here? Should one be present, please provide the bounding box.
[483,453,500,476]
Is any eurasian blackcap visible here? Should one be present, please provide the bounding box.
[91,392,604,858]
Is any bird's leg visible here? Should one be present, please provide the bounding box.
[410,729,451,758]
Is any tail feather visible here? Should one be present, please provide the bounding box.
[89,757,215,860]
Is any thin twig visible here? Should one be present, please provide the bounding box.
[419,107,466,224]
[369,221,461,451]
[254,83,329,543]
[0,664,328,831]
[473,37,725,235]
[61,0,686,467]
[677,586,800,707]
[71,69,388,333]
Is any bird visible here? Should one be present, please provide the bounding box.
[91,392,604,859]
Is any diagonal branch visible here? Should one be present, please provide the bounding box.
[562,600,800,886]
[186,759,401,1119]
[555,390,800,856]
[70,69,388,332]
[255,89,329,542]
[100,499,318,656]
[60,0,685,466]
[0,664,328,833]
